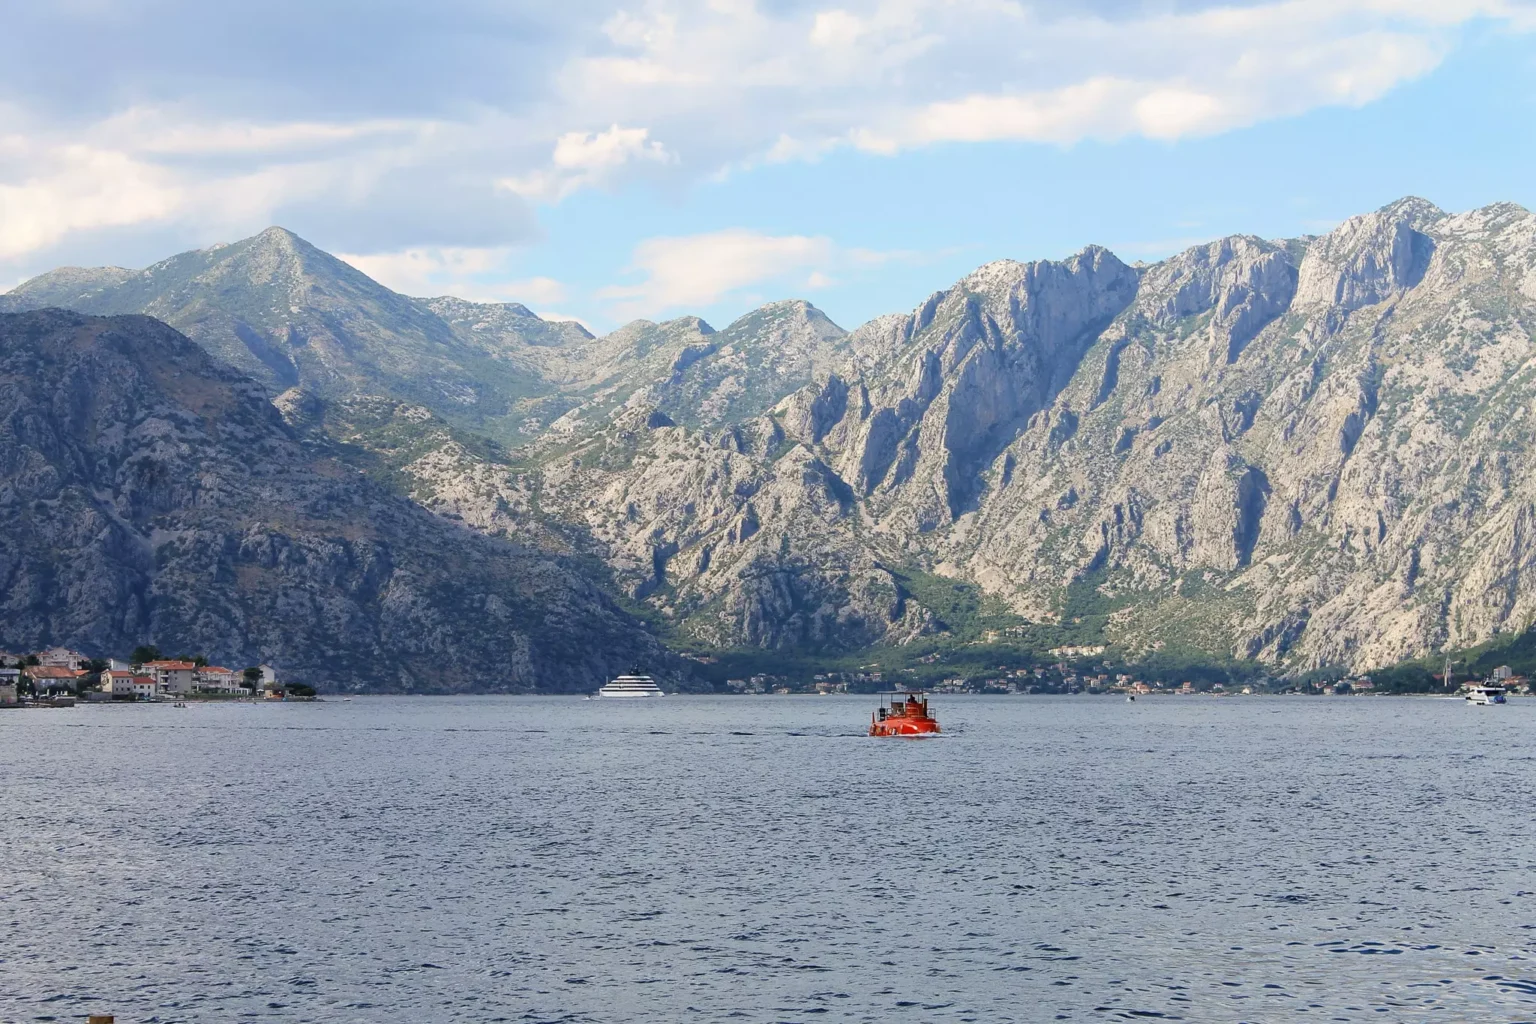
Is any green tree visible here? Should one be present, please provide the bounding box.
[192,654,208,668]
[242,666,262,690]
[287,683,317,698]
[131,645,160,666]
[23,654,38,667]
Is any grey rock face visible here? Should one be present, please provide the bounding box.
[0,310,679,692]
[544,198,1536,669]
[12,199,1536,673]
[1,229,590,445]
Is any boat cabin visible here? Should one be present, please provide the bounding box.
[869,690,941,736]
[1466,682,1508,705]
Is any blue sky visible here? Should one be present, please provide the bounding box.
[1,1,1533,333]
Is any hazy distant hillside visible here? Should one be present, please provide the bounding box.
[1,229,581,444]
[10,198,1536,674]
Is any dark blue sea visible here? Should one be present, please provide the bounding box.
[3,695,1534,1023]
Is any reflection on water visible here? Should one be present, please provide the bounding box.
[2,695,1534,1022]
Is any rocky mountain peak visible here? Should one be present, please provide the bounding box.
[1375,195,1446,225]
[1295,197,1440,311]
[717,299,846,346]
[0,309,678,691]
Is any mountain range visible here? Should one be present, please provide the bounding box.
[0,308,677,691]
[7,196,1536,682]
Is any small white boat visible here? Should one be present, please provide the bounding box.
[1465,683,1508,706]
[595,674,665,698]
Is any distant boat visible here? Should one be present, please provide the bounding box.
[596,674,665,698]
[869,690,941,737]
[1465,682,1508,706]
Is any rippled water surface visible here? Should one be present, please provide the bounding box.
[3,695,1535,1023]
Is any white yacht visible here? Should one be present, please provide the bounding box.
[596,674,665,698]
[1465,682,1508,705]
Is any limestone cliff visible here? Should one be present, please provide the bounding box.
[12,199,1536,673]
[0,310,679,692]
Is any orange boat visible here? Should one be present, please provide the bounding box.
[869,690,941,737]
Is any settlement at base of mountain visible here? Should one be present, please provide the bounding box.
[0,309,681,693]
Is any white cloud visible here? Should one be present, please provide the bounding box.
[337,246,567,305]
[500,124,674,202]
[0,0,1531,272]
[596,228,920,317]
[599,229,835,316]
[539,0,1532,174]
[0,120,352,261]
[91,108,422,157]
[0,103,463,264]
[505,277,570,307]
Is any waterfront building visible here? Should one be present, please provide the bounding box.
[102,670,138,697]
[29,666,84,693]
[37,647,89,670]
[143,660,198,695]
[195,666,242,694]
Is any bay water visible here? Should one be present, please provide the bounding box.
[2,695,1533,1022]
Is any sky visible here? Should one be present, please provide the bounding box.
[1,1,1534,333]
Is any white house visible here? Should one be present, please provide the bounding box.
[259,665,278,687]
[195,666,242,694]
[131,675,159,700]
[102,670,138,697]
[37,647,89,670]
[29,666,82,693]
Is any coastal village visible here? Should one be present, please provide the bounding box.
[0,647,303,707]
[692,646,1533,698]
[3,645,1528,703]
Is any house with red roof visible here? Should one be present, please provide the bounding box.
[143,660,198,695]
[29,665,85,694]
